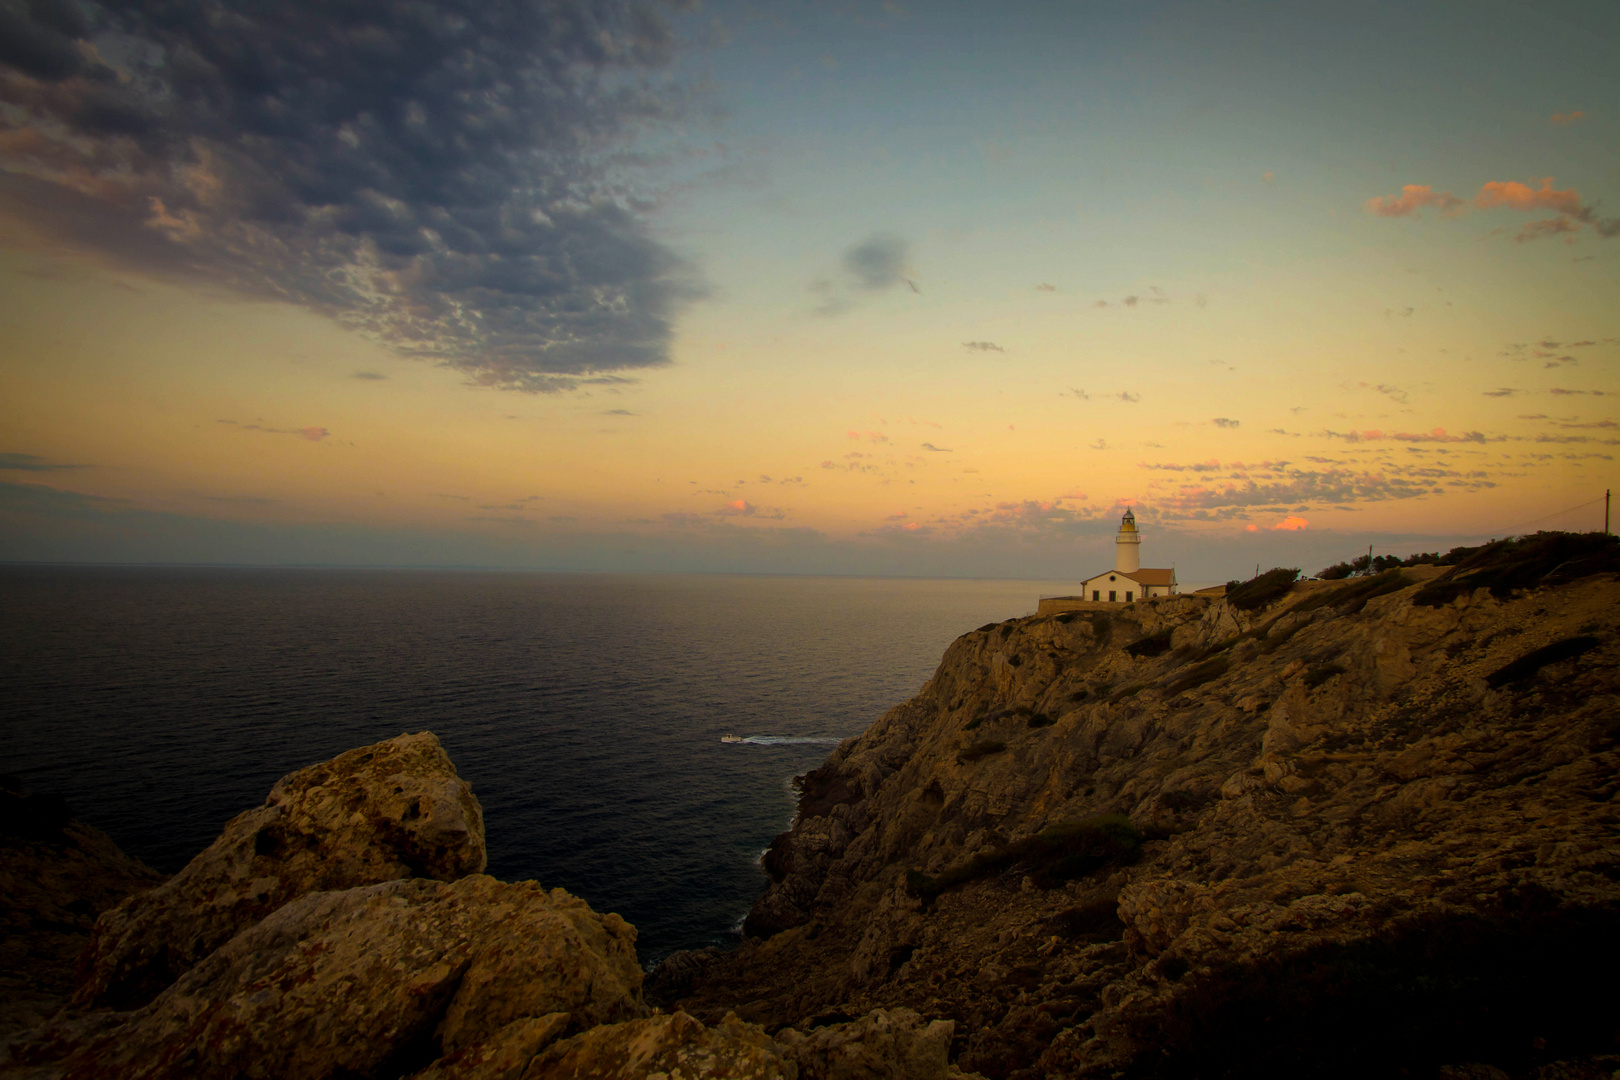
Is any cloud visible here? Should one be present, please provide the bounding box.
[1118,392,1141,403]
[1474,178,1583,215]
[220,419,331,441]
[1483,388,1521,397]
[1321,427,1496,444]
[0,451,88,471]
[1364,185,1465,217]
[1066,388,1091,400]
[351,372,388,381]
[847,430,889,443]
[716,498,785,520]
[1262,171,1275,184]
[1211,417,1240,428]
[1550,111,1586,126]
[1034,283,1055,292]
[920,443,952,452]
[602,409,635,416]
[0,0,703,391]
[844,233,907,291]
[1270,515,1309,531]
[962,341,1004,353]
[1368,177,1618,241]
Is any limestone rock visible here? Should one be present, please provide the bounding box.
[409,1013,572,1080]
[674,548,1620,1078]
[774,1008,956,1080]
[523,1011,792,1080]
[74,731,486,1009]
[58,874,643,1080]
[0,786,162,1049]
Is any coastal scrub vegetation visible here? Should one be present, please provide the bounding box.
[1291,570,1409,616]
[906,814,1144,902]
[1412,531,1620,607]
[1485,636,1600,689]
[1224,568,1301,611]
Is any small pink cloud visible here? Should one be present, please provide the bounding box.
[847,430,889,443]
[1474,178,1582,215]
[1550,111,1585,127]
[299,426,330,442]
[885,511,908,520]
[1245,524,1259,532]
[1271,515,1309,531]
[903,521,920,531]
[1364,184,1464,218]
[719,499,754,516]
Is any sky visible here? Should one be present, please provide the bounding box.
[1,0,1616,580]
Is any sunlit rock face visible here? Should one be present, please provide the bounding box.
[75,731,487,1009]
[677,538,1620,1078]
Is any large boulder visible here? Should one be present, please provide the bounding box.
[774,1009,958,1080]
[75,732,485,1009]
[58,874,644,1080]
[522,1011,793,1080]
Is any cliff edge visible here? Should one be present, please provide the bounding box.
[670,533,1620,1079]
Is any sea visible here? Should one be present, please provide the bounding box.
[0,566,1074,965]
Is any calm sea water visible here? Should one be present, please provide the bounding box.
[0,567,1070,964]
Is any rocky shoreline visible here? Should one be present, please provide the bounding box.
[4,532,1619,1079]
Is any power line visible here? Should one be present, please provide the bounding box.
[1477,498,1600,540]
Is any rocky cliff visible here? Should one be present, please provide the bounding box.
[1,734,974,1080]
[669,534,1620,1079]
[6,533,1618,1080]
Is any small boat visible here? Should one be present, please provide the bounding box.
[720,734,744,743]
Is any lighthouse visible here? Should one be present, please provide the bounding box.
[1116,507,1142,573]
[1066,508,1178,604]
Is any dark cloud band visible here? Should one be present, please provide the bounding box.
[0,0,702,390]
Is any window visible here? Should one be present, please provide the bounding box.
[1109,590,1116,602]
[1092,590,1099,601]
[1125,591,1133,602]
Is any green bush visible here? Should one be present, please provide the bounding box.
[1226,567,1301,611]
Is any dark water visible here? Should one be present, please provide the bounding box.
[0,566,1066,964]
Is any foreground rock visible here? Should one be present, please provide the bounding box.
[0,783,162,1047]
[51,875,642,1080]
[676,535,1620,1078]
[75,731,486,1009]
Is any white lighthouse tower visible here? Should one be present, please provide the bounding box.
[1116,507,1142,573]
[1061,507,1178,605]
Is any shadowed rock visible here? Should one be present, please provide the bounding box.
[57,875,643,1080]
[74,732,486,1009]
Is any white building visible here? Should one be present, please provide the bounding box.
[1076,509,1177,603]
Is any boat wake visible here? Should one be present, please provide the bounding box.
[722,735,845,746]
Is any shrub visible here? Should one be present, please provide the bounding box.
[1413,532,1620,607]
[1292,570,1409,615]
[1055,613,1075,624]
[1485,636,1600,689]
[1304,663,1347,689]
[1226,567,1301,611]
[927,815,1144,895]
[1125,628,1175,658]
[958,740,1007,763]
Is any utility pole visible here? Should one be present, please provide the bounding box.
[1607,488,1612,535]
